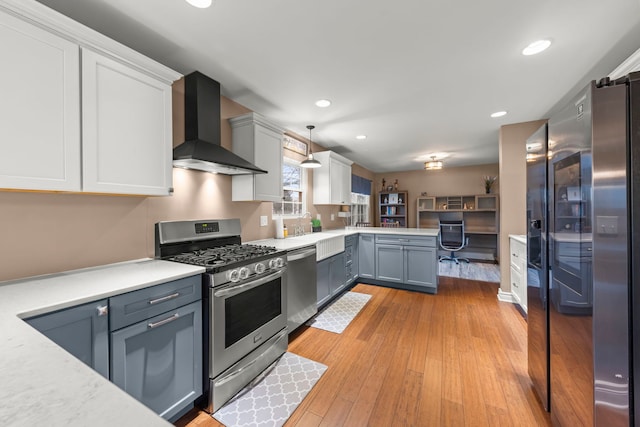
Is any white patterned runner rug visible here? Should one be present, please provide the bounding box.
[213,352,327,427]
[307,291,372,333]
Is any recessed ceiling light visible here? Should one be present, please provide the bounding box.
[315,99,331,108]
[356,135,367,140]
[491,111,507,118]
[522,39,551,56]
[185,0,212,8]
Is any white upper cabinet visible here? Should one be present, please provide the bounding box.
[81,49,173,195]
[0,0,180,195]
[0,8,81,191]
[230,113,284,202]
[312,151,353,205]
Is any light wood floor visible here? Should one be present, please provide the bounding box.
[176,278,551,427]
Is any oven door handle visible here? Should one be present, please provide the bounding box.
[213,329,288,387]
[213,268,287,298]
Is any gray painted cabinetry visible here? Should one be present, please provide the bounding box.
[26,299,110,379]
[372,234,438,293]
[26,274,203,423]
[317,252,346,307]
[345,235,358,285]
[110,275,202,421]
[358,234,376,279]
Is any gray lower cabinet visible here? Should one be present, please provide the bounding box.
[404,245,437,288]
[374,234,438,292]
[376,244,404,283]
[26,299,109,379]
[110,300,202,421]
[317,252,346,307]
[109,275,202,422]
[358,234,375,279]
[345,235,358,285]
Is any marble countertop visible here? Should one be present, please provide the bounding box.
[0,259,205,427]
[248,227,439,251]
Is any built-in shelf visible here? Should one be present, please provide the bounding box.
[417,194,500,262]
[378,190,408,227]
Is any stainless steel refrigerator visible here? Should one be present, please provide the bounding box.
[527,72,640,425]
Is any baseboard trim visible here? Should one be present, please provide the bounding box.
[497,289,515,303]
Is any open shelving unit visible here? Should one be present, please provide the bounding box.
[417,194,499,262]
[378,190,408,227]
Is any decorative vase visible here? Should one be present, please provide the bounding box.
[485,188,491,194]
[312,226,322,232]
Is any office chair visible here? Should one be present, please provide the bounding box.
[438,219,469,264]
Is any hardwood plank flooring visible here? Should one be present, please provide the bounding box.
[175,278,551,427]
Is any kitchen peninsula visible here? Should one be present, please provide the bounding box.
[251,226,440,295]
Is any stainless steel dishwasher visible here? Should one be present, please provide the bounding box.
[286,245,318,333]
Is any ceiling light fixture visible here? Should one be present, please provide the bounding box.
[356,135,367,140]
[424,156,443,170]
[300,125,322,168]
[491,111,507,118]
[522,39,551,56]
[315,99,331,108]
[185,0,212,8]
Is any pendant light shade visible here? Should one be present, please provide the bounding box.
[424,156,443,170]
[300,125,322,168]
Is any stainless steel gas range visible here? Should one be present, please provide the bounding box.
[155,219,288,413]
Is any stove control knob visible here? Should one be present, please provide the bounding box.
[239,267,250,280]
[228,269,240,283]
[275,257,284,268]
[254,263,266,274]
[268,259,277,269]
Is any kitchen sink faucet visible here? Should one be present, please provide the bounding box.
[295,212,312,236]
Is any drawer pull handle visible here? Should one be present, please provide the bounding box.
[148,313,180,329]
[148,292,180,305]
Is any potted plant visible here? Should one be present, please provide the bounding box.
[311,218,322,232]
[483,175,497,194]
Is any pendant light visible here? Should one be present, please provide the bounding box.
[300,125,322,168]
[424,156,443,170]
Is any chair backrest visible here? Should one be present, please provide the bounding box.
[439,219,466,250]
[381,221,400,228]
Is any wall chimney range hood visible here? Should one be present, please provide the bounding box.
[173,71,267,175]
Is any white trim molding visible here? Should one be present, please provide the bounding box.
[610,47,640,80]
[497,289,515,303]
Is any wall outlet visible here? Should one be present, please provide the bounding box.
[316,213,321,221]
[331,214,335,221]
[260,215,268,227]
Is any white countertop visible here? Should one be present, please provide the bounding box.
[248,227,439,251]
[0,259,205,427]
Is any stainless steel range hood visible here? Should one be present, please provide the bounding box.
[173,71,267,175]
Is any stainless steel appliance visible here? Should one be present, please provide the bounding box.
[155,219,287,413]
[286,245,317,333]
[527,72,640,425]
[525,123,549,411]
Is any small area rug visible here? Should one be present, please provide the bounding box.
[307,291,372,333]
[213,352,327,427]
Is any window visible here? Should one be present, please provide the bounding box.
[273,158,306,217]
[350,192,370,225]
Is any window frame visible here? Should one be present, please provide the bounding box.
[272,157,307,219]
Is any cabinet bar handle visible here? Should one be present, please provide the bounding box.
[148,292,180,305]
[148,313,180,329]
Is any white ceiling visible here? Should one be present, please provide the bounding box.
[37,0,640,172]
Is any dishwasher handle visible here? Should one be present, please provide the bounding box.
[287,247,317,262]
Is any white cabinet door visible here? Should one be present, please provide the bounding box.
[313,151,353,205]
[231,113,283,202]
[81,49,172,195]
[0,10,81,191]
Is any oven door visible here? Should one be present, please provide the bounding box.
[210,268,287,377]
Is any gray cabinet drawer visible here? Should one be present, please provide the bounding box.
[375,234,436,247]
[110,275,201,331]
